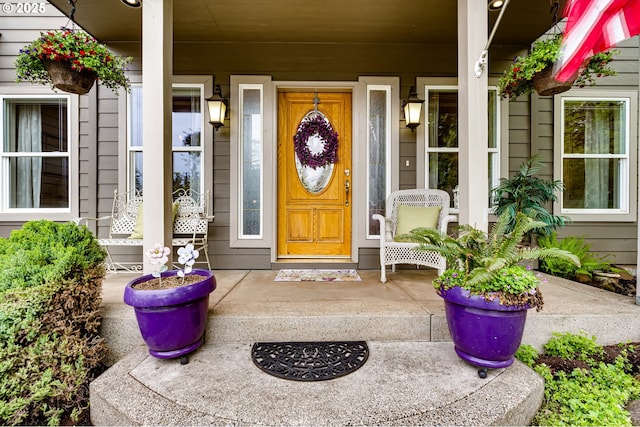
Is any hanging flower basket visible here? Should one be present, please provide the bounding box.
[15,28,131,94]
[42,59,98,95]
[498,34,617,99]
[532,65,575,97]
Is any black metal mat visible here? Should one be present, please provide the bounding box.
[251,341,369,382]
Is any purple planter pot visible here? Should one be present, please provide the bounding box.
[439,286,529,369]
[124,269,216,359]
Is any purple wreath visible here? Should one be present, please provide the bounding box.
[293,114,339,169]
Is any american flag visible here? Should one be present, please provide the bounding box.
[553,0,640,82]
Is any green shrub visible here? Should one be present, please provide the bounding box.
[543,331,604,363]
[534,357,640,426]
[491,155,568,237]
[537,233,619,280]
[0,220,107,426]
[515,344,539,368]
[528,332,640,426]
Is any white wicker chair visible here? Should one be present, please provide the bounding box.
[76,188,212,272]
[372,189,456,282]
[170,188,212,271]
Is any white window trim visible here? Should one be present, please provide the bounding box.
[171,82,207,195]
[0,88,79,221]
[230,76,396,260]
[230,75,274,248]
[361,78,399,240]
[237,83,265,240]
[416,77,507,215]
[553,89,638,222]
[230,76,396,256]
[119,76,213,198]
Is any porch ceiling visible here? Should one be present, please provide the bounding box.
[48,0,566,47]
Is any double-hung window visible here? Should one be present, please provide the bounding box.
[127,83,205,195]
[1,95,74,217]
[554,91,637,221]
[421,83,501,210]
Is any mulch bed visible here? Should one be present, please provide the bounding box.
[580,276,637,297]
[554,265,637,297]
[538,267,639,376]
[536,342,640,376]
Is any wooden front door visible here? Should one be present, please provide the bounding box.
[277,92,352,258]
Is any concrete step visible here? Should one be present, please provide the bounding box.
[207,278,446,342]
[101,294,446,364]
[93,269,640,426]
[90,341,544,426]
[99,269,640,365]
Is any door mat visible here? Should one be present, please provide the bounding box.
[274,269,361,282]
[251,341,369,381]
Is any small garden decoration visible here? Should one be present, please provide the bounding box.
[15,28,132,94]
[177,243,199,279]
[134,243,202,290]
[498,34,616,99]
[145,243,171,286]
[293,112,339,169]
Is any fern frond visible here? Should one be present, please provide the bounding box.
[466,267,494,286]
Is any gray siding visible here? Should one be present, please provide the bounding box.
[3,5,640,268]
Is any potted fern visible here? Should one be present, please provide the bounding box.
[498,34,616,99]
[401,213,579,376]
[15,28,131,95]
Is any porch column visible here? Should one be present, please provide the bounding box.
[637,46,640,306]
[630,39,640,305]
[142,0,173,274]
[457,0,489,232]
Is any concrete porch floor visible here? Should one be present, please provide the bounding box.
[91,268,640,426]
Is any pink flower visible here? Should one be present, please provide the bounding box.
[146,243,170,266]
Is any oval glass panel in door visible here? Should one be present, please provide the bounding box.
[293,111,337,194]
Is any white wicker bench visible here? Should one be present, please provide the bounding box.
[372,189,456,282]
[77,188,212,272]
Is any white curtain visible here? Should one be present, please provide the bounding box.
[16,105,42,208]
[584,107,610,209]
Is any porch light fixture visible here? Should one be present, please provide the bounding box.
[121,0,141,7]
[402,87,424,131]
[488,0,505,11]
[206,84,227,131]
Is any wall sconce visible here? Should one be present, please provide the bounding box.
[402,87,424,131]
[121,0,141,7]
[206,84,228,131]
